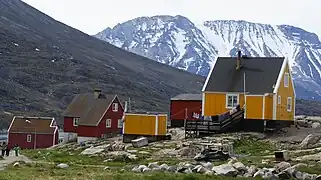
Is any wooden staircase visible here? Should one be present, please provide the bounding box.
[184,110,244,139]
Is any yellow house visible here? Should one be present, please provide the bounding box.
[122,113,169,142]
[202,51,296,130]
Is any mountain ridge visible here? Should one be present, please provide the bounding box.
[94,15,321,101]
[0,1,203,129]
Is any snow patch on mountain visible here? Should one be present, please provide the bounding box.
[94,16,321,100]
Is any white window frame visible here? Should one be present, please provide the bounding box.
[287,97,292,112]
[112,103,118,112]
[106,119,112,128]
[117,119,122,128]
[27,134,32,142]
[73,118,79,126]
[284,73,289,87]
[278,95,281,105]
[226,94,239,109]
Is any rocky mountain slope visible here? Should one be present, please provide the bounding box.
[95,15,321,101]
[0,1,204,128]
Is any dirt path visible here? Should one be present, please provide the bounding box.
[0,151,32,170]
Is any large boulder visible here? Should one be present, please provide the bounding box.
[212,164,238,177]
[299,134,321,149]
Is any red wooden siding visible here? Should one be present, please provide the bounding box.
[63,117,78,133]
[170,100,202,120]
[8,132,58,149]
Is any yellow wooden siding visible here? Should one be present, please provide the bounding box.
[264,95,273,120]
[157,115,167,136]
[203,92,244,116]
[276,63,295,121]
[245,96,263,119]
[124,114,156,135]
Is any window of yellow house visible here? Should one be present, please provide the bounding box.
[278,95,281,104]
[226,94,239,108]
[284,73,289,87]
[287,97,292,112]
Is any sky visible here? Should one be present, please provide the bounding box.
[23,0,321,36]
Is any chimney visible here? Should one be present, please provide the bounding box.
[124,101,128,112]
[236,50,241,70]
[93,89,102,98]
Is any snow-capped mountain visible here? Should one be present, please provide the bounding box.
[94,15,321,101]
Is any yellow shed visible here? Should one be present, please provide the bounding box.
[122,113,168,142]
[201,51,296,132]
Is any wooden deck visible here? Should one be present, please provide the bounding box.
[184,110,244,138]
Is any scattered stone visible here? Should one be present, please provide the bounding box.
[300,134,321,149]
[56,163,69,169]
[127,150,137,153]
[81,146,105,155]
[147,162,159,169]
[277,171,291,179]
[212,164,238,177]
[274,161,291,172]
[138,151,150,154]
[13,162,19,167]
[132,137,148,148]
[202,162,214,170]
[312,122,321,128]
[247,165,257,176]
[159,163,169,171]
[316,174,321,180]
[253,169,265,177]
[142,167,151,173]
[104,166,110,170]
[232,162,247,172]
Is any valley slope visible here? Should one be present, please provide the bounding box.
[0,0,204,128]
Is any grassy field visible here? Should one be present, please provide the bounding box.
[0,162,252,180]
[1,137,321,179]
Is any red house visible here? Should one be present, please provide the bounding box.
[63,89,124,143]
[170,94,202,127]
[7,116,58,149]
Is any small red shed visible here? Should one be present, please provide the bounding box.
[7,116,58,149]
[63,89,124,143]
[170,93,202,127]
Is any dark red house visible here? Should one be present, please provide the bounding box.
[170,93,202,127]
[8,116,58,149]
[63,89,124,143]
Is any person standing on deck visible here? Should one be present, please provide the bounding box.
[13,144,20,156]
[1,142,6,157]
[5,144,10,156]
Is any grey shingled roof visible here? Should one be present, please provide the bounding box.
[171,93,202,101]
[63,93,117,126]
[203,57,285,94]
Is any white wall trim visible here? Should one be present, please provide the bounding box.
[122,113,126,135]
[273,57,288,94]
[201,92,205,116]
[125,113,167,116]
[203,91,247,94]
[293,97,296,119]
[7,116,16,142]
[155,115,159,136]
[246,94,264,97]
[288,64,297,97]
[273,94,277,120]
[53,126,58,146]
[262,95,265,119]
[202,58,218,92]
